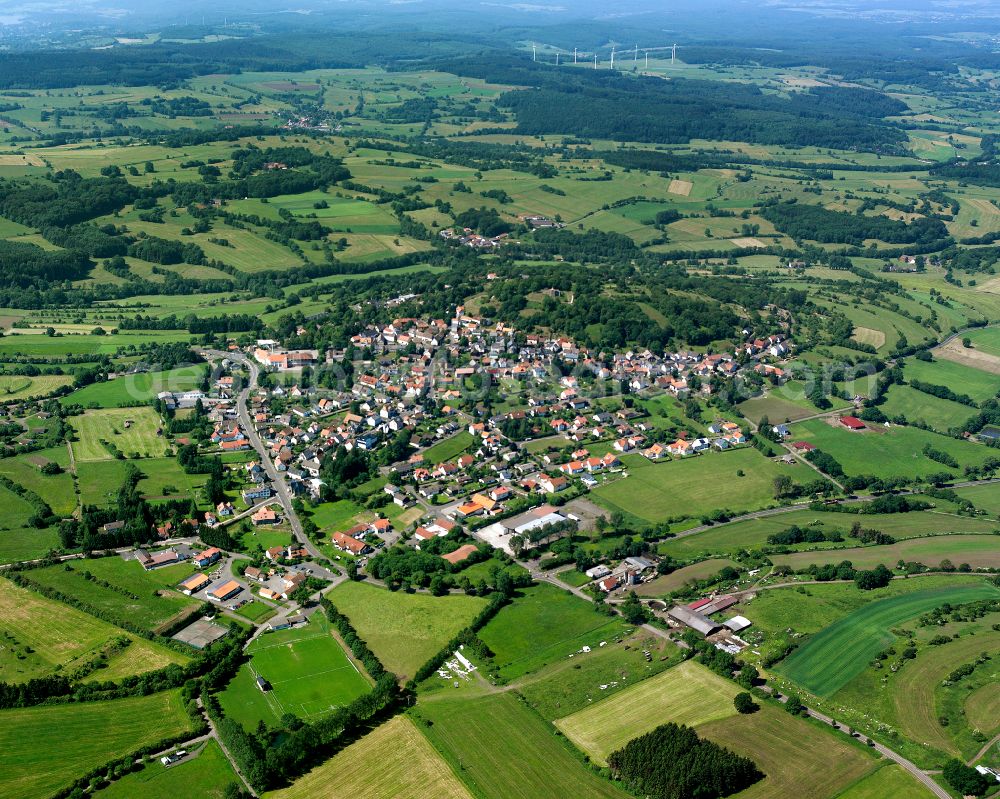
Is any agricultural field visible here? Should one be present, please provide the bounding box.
[516,628,683,720]
[878,384,977,432]
[696,704,879,799]
[0,446,76,516]
[774,580,1000,697]
[219,613,370,728]
[0,373,73,400]
[415,692,629,799]
[832,765,934,799]
[0,690,196,799]
[658,505,1000,560]
[0,483,60,563]
[69,406,170,461]
[25,557,201,632]
[329,581,486,679]
[593,448,823,526]
[788,418,993,479]
[0,577,186,683]
[62,366,207,408]
[478,582,626,681]
[770,534,1000,572]
[899,357,999,404]
[94,741,239,799]
[266,715,471,799]
[554,660,740,765]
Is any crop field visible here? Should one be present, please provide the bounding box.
[267,715,471,799]
[833,765,934,799]
[789,418,993,479]
[0,690,196,799]
[416,693,628,799]
[26,558,200,632]
[593,448,821,525]
[0,447,76,516]
[634,558,740,596]
[658,506,999,559]
[954,482,1000,515]
[70,406,169,461]
[330,581,486,679]
[770,534,1000,572]
[697,704,878,799]
[0,331,190,358]
[95,741,238,799]
[554,661,740,765]
[478,583,626,681]
[220,614,370,728]
[62,366,207,408]
[775,581,1000,697]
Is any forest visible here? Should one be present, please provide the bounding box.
[760,201,950,246]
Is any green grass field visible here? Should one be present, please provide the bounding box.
[416,692,629,799]
[0,690,196,799]
[790,418,993,479]
[901,357,999,404]
[771,534,1000,572]
[266,715,471,799]
[329,581,486,680]
[62,366,206,408]
[832,765,934,799]
[0,446,76,516]
[220,613,370,728]
[658,506,999,559]
[516,629,683,720]
[593,448,822,525]
[478,583,627,681]
[94,741,239,799]
[555,660,739,765]
[0,373,73,400]
[776,581,1000,697]
[70,406,169,461]
[879,384,976,432]
[420,431,474,464]
[26,558,200,632]
[955,482,1000,515]
[0,577,186,683]
[0,482,61,562]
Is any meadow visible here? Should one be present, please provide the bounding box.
[554,660,740,766]
[775,580,1000,697]
[266,715,471,799]
[515,629,683,720]
[94,741,239,799]
[770,534,1000,572]
[220,614,370,728]
[0,373,73,400]
[0,446,76,516]
[593,448,821,525]
[420,431,474,464]
[788,418,993,479]
[832,765,934,799]
[634,558,740,596]
[62,366,207,408]
[478,582,626,681]
[0,577,186,683]
[329,581,486,680]
[26,558,200,632]
[0,690,196,799]
[415,692,629,799]
[878,384,976,432]
[658,506,999,559]
[70,406,169,461]
[900,357,999,404]
[0,483,60,562]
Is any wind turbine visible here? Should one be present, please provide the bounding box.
[594,52,598,69]
[644,50,649,70]
[610,46,616,70]
[532,43,537,62]
[574,47,578,64]
[671,43,677,65]
[634,44,638,64]
[556,52,560,65]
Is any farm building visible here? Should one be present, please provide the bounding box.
[724,616,752,633]
[839,416,866,430]
[501,505,567,537]
[256,676,272,693]
[207,580,242,602]
[136,548,182,570]
[193,547,222,568]
[179,573,210,595]
[667,605,721,637]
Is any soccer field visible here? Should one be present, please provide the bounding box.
[220,614,371,727]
